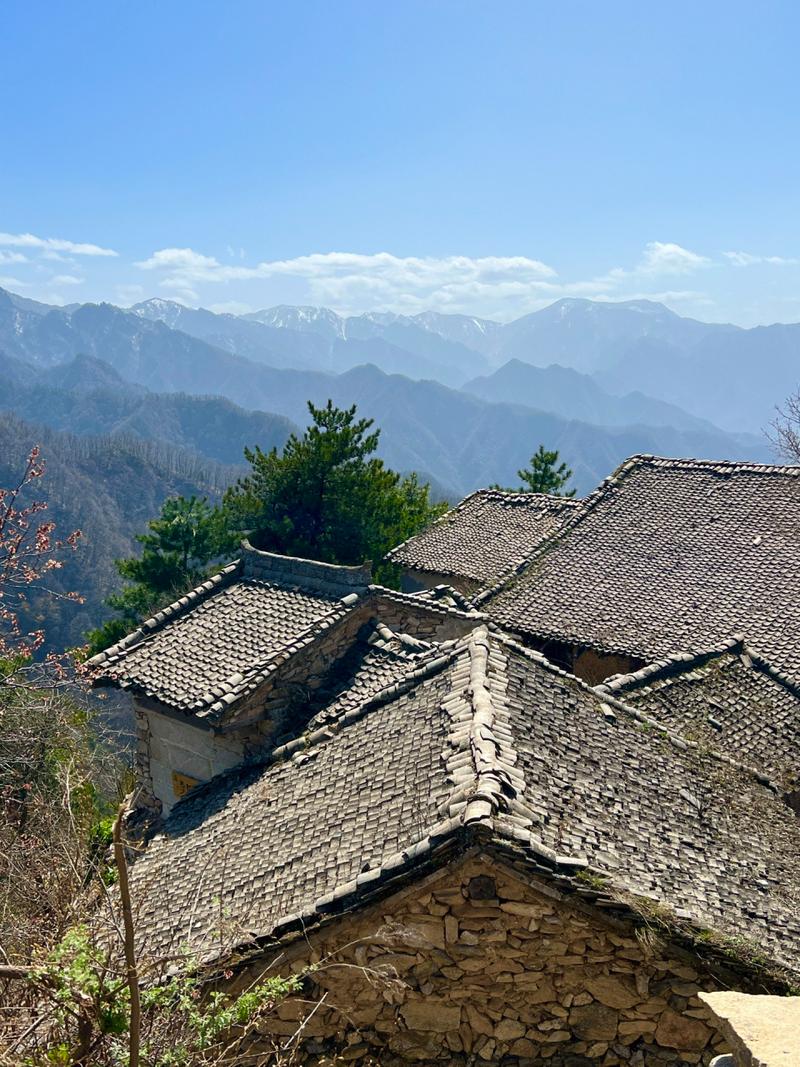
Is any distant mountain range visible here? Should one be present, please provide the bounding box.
[464,358,721,434]
[0,285,782,495]
[4,285,798,434]
[1,283,793,650]
[111,293,800,433]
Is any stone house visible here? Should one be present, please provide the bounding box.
[90,541,481,815]
[90,560,800,1067]
[392,456,800,686]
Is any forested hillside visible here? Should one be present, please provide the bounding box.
[0,352,296,466]
[0,414,239,651]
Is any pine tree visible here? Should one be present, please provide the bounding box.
[224,400,445,573]
[506,445,576,497]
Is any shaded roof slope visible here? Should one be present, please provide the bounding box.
[88,543,371,719]
[126,642,458,963]
[126,626,800,976]
[387,489,581,586]
[595,638,800,785]
[481,455,800,680]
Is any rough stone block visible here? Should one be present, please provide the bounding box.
[654,1008,711,1051]
[401,999,462,1033]
[569,1002,620,1041]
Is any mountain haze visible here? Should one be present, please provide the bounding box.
[0,285,788,497]
[463,359,728,434]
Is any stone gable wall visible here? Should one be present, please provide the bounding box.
[235,856,735,1067]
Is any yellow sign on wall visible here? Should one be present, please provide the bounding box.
[172,770,202,798]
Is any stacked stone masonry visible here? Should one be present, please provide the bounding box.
[237,858,737,1067]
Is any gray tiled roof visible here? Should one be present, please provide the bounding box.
[594,638,800,785]
[387,489,580,585]
[481,455,800,681]
[88,544,371,719]
[126,626,800,976]
[128,644,458,963]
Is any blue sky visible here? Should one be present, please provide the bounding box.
[2,0,799,324]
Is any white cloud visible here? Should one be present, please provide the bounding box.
[607,242,710,284]
[135,247,220,271]
[639,241,710,274]
[41,250,77,264]
[0,251,28,265]
[115,283,145,305]
[0,231,118,257]
[0,276,27,289]
[158,275,200,304]
[135,247,563,317]
[51,274,84,286]
[723,251,799,267]
[594,289,713,307]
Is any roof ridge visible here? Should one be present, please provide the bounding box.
[633,454,800,476]
[471,491,603,609]
[595,635,800,702]
[471,454,652,609]
[89,545,372,675]
[440,626,533,833]
[196,591,366,719]
[367,619,432,656]
[740,646,800,698]
[594,685,782,795]
[270,642,461,758]
[368,584,484,620]
[475,489,582,507]
[594,636,746,694]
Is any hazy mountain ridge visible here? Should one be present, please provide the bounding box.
[0,352,296,466]
[0,286,777,500]
[134,298,486,385]
[6,285,794,433]
[246,295,800,432]
[463,358,727,434]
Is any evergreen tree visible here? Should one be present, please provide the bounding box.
[224,400,445,574]
[500,445,576,497]
[87,496,225,653]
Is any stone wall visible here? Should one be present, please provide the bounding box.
[134,702,247,815]
[524,636,643,685]
[240,542,373,595]
[236,855,735,1067]
[222,591,478,739]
